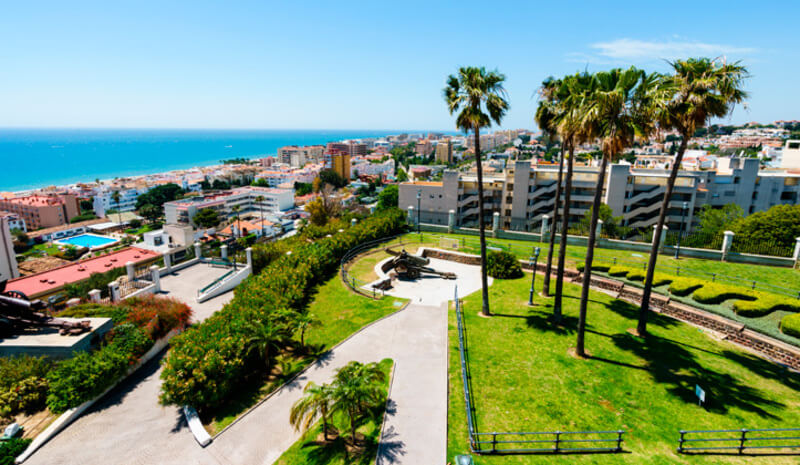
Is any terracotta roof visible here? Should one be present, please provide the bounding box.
[6,247,160,298]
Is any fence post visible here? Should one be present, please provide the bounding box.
[108,280,120,303]
[540,214,550,239]
[194,242,202,259]
[492,212,500,238]
[88,289,101,303]
[596,219,603,238]
[246,247,253,269]
[125,261,135,281]
[150,265,161,293]
[712,273,716,282]
[653,224,668,253]
[793,237,800,268]
[163,252,172,274]
[738,428,747,454]
[721,231,734,261]
[407,206,415,226]
[492,432,497,453]
[678,430,685,453]
[220,244,228,260]
[554,431,561,453]
[616,430,624,452]
[448,209,455,233]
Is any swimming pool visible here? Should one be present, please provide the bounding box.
[56,233,119,249]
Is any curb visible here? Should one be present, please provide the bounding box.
[374,361,397,465]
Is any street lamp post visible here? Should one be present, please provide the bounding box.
[416,189,422,234]
[675,201,689,259]
[528,246,541,305]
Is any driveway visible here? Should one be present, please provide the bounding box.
[24,264,236,465]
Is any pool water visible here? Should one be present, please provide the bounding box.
[57,234,118,248]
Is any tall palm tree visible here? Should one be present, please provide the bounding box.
[575,68,660,357]
[534,77,563,299]
[637,58,749,336]
[330,361,386,444]
[231,205,242,238]
[444,67,509,316]
[290,381,334,440]
[244,320,284,373]
[551,72,595,322]
[255,195,265,237]
[111,190,123,224]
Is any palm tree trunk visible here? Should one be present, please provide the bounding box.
[349,408,357,444]
[321,408,329,441]
[553,142,575,322]
[474,126,490,316]
[542,145,566,297]
[637,135,689,335]
[576,155,609,357]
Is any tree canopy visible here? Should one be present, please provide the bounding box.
[697,204,744,236]
[376,185,398,211]
[135,184,183,210]
[193,208,221,228]
[730,204,800,248]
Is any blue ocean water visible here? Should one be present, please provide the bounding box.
[0,128,411,191]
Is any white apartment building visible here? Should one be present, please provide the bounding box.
[351,158,395,179]
[164,186,295,227]
[93,186,150,217]
[0,216,20,281]
[399,158,800,233]
[0,212,26,232]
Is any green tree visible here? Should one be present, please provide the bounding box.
[192,208,220,228]
[579,203,622,237]
[80,199,93,212]
[319,169,346,189]
[231,205,242,238]
[730,204,800,248]
[696,204,744,236]
[138,204,161,223]
[638,58,749,336]
[444,66,509,317]
[376,185,398,211]
[289,382,335,440]
[111,190,123,224]
[576,67,661,357]
[330,361,386,444]
[244,320,284,373]
[252,178,270,187]
[395,169,408,182]
[135,184,183,209]
[294,182,313,196]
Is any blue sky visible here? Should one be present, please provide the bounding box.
[1,0,797,131]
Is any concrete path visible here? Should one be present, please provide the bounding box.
[24,265,236,465]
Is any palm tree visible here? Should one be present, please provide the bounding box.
[575,68,661,357]
[444,67,509,317]
[290,382,335,440]
[330,361,386,444]
[551,72,595,322]
[534,77,563,299]
[254,195,265,238]
[111,190,123,224]
[637,58,748,336]
[231,205,242,238]
[296,312,315,347]
[244,320,283,373]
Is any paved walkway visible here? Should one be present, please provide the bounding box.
[25,265,236,465]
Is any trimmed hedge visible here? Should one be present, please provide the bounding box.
[576,263,611,273]
[734,292,800,317]
[46,324,152,413]
[691,283,757,305]
[781,313,800,338]
[486,251,522,279]
[668,278,705,296]
[607,265,634,277]
[159,209,407,411]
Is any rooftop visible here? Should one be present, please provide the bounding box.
[6,247,160,298]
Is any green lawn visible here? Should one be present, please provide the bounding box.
[205,275,407,434]
[274,358,393,465]
[448,275,800,464]
[20,242,62,258]
[404,231,800,296]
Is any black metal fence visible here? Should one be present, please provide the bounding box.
[339,234,406,300]
[453,286,625,455]
[678,428,800,454]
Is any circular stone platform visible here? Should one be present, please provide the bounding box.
[365,248,492,305]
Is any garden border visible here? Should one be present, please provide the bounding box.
[374,360,397,465]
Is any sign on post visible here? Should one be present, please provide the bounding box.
[695,384,706,406]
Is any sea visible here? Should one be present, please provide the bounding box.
[0,128,418,192]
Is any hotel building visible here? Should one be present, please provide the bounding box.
[0,194,80,230]
[163,186,294,227]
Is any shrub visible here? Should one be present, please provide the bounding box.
[0,377,48,418]
[781,313,800,339]
[576,263,611,273]
[734,292,800,317]
[486,251,522,279]
[651,273,674,287]
[0,438,32,465]
[119,295,192,340]
[0,356,53,392]
[607,265,635,277]
[46,325,152,413]
[691,283,757,305]
[159,209,407,410]
[668,278,705,296]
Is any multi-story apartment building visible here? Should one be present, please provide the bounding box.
[92,186,149,217]
[326,141,367,157]
[435,140,453,164]
[416,140,433,157]
[0,215,20,281]
[0,194,79,230]
[399,158,800,233]
[324,150,351,181]
[0,212,26,232]
[163,186,294,227]
[277,145,324,166]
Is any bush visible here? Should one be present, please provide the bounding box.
[577,263,611,273]
[668,278,705,296]
[607,265,635,277]
[119,295,192,340]
[734,292,800,317]
[486,251,522,279]
[159,209,407,410]
[46,325,152,413]
[0,438,32,465]
[0,356,53,392]
[781,313,800,339]
[0,377,48,418]
[691,283,756,305]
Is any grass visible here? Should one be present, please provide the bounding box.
[448,275,800,464]
[345,236,440,283]
[407,231,800,296]
[19,242,62,258]
[274,358,393,465]
[204,275,407,434]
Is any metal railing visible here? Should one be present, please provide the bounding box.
[197,268,236,296]
[453,285,625,455]
[678,428,800,454]
[339,234,406,299]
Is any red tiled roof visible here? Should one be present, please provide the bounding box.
[6,247,161,298]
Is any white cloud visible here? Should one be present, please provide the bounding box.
[588,38,755,61]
